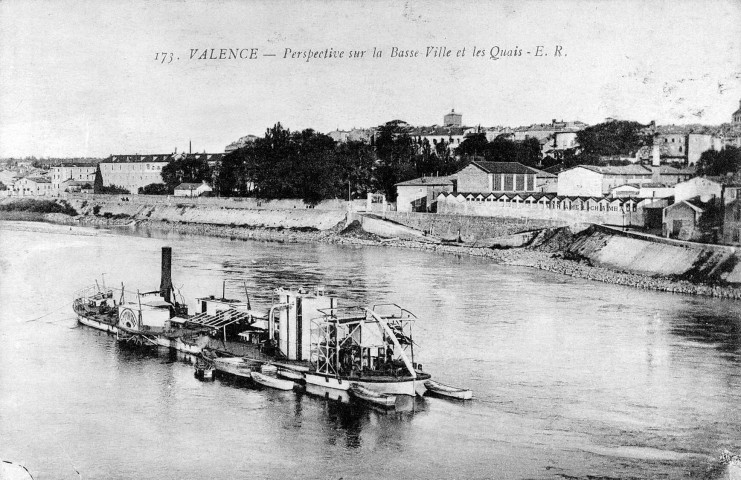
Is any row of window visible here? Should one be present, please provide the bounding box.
[102,164,164,171]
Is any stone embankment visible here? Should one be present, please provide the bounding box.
[3,195,741,299]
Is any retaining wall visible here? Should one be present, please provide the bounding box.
[568,225,741,283]
[438,200,645,227]
[62,193,360,211]
[64,196,347,230]
[383,211,569,242]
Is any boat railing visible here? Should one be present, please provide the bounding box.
[315,306,369,324]
[371,303,418,322]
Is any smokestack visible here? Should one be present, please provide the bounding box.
[652,145,661,167]
[189,140,192,155]
[159,247,173,302]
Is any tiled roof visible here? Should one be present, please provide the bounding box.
[576,165,652,175]
[105,153,224,163]
[395,176,453,186]
[469,161,539,175]
[63,180,93,186]
[105,155,173,163]
[175,183,205,190]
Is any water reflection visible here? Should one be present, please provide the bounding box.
[1,222,740,480]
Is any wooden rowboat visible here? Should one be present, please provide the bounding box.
[424,380,473,400]
[349,383,397,408]
[251,371,295,391]
[276,367,305,382]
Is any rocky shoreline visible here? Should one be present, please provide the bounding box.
[5,212,741,301]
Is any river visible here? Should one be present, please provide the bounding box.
[0,221,739,479]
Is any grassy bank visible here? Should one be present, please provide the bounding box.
[0,199,78,216]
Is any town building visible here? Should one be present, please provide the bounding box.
[557,165,654,197]
[99,153,221,194]
[733,99,741,124]
[610,183,675,199]
[99,155,171,193]
[0,170,23,189]
[410,126,467,152]
[443,109,462,127]
[454,161,539,193]
[662,197,715,242]
[687,133,725,165]
[12,176,52,196]
[174,182,213,197]
[395,176,454,212]
[61,179,94,193]
[674,176,741,205]
[326,128,374,143]
[722,197,741,245]
[534,169,558,193]
[50,164,97,192]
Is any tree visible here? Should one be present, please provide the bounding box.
[96,184,129,194]
[576,121,652,160]
[455,133,489,158]
[374,121,416,200]
[161,155,211,192]
[696,147,741,177]
[139,183,170,195]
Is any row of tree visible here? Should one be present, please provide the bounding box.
[133,119,740,202]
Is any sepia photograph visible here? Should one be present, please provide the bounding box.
[1,0,740,478]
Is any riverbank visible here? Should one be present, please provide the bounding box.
[4,210,741,300]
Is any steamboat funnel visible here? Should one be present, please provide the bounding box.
[159,246,173,302]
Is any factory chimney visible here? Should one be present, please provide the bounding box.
[651,145,661,184]
[159,246,173,302]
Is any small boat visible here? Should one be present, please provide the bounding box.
[424,380,473,400]
[251,371,295,391]
[276,366,305,382]
[211,356,257,379]
[349,383,396,408]
[194,358,214,379]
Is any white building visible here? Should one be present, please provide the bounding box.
[50,164,97,192]
[173,182,213,197]
[557,165,653,197]
[13,176,53,196]
[99,155,170,193]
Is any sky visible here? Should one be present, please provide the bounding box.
[1,0,740,158]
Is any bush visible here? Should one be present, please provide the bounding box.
[138,183,170,195]
[92,205,101,215]
[96,184,129,194]
[0,199,78,216]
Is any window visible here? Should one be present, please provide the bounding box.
[734,229,740,243]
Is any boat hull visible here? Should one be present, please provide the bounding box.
[251,372,295,390]
[305,372,425,397]
[276,367,305,382]
[212,357,256,378]
[78,314,119,334]
[424,380,473,400]
[349,384,396,407]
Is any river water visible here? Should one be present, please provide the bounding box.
[0,221,739,479]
